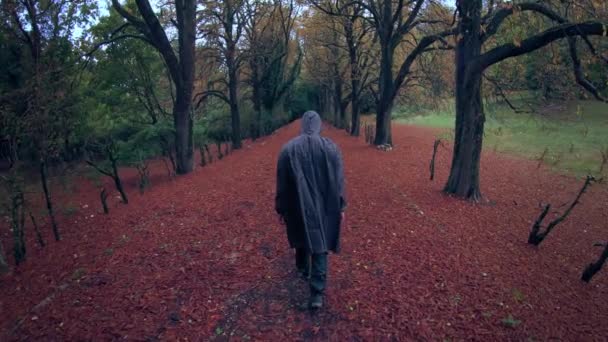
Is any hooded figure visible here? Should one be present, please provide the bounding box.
[275,111,346,309]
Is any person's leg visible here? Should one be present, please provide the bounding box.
[309,252,328,308]
[295,248,310,278]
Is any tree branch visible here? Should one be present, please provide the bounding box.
[478,21,608,71]
[194,90,229,108]
[391,0,426,49]
[392,27,458,100]
[483,74,533,113]
[567,37,607,102]
[112,0,182,87]
[86,160,113,177]
[482,2,566,41]
[111,0,149,33]
[84,34,153,58]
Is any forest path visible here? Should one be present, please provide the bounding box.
[2,120,608,340]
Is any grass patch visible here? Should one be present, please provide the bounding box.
[501,314,522,328]
[72,268,87,281]
[396,100,608,178]
[63,204,79,216]
[512,288,525,303]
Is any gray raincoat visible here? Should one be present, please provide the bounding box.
[275,111,346,253]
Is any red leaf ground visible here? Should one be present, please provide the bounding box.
[1,121,607,340]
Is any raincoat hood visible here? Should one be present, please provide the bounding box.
[301,111,322,135]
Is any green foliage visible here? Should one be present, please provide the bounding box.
[72,268,87,281]
[81,9,176,169]
[512,288,525,303]
[286,81,318,119]
[63,204,79,217]
[0,172,27,265]
[197,101,232,144]
[501,315,521,328]
[0,1,100,168]
[239,105,257,139]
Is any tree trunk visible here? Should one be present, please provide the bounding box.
[350,100,360,136]
[11,192,26,265]
[269,101,284,132]
[339,100,348,130]
[333,76,347,130]
[332,70,344,128]
[251,58,263,140]
[229,91,241,149]
[40,161,60,241]
[0,240,8,273]
[160,136,176,174]
[173,93,194,174]
[345,13,361,137]
[204,144,212,163]
[253,95,262,139]
[199,146,206,166]
[320,87,332,119]
[30,212,45,247]
[228,72,242,149]
[443,0,484,201]
[8,137,18,169]
[226,39,242,149]
[217,142,223,160]
[374,99,393,145]
[582,243,608,283]
[334,79,343,128]
[100,188,109,214]
[112,0,196,175]
[374,41,394,146]
[110,157,128,204]
[176,0,196,174]
[350,76,361,136]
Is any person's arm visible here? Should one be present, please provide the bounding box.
[275,148,290,218]
[335,147,347,213]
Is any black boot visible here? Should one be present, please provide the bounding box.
[309,253,328,309]
[297,269,310,280]
[295,248,310,280]
[309,294,323,309]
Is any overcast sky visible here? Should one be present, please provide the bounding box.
[99,0,456,16]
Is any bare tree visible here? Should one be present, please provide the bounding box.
[528,176,596,246]
[86,143,129,204]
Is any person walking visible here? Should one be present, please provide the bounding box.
[275,111,346,309]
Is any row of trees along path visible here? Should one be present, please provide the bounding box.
[1,121,607,340]
[101,0,608,203]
